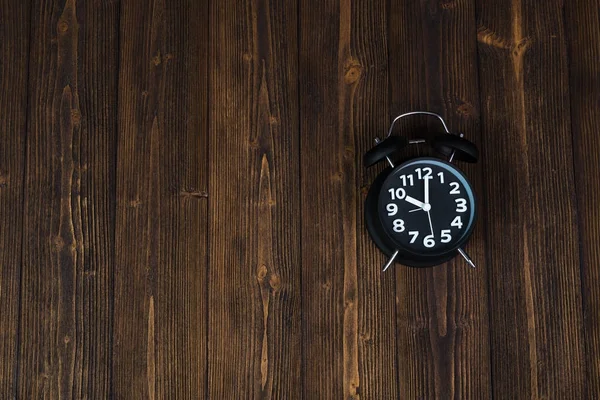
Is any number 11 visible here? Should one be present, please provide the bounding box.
[400,174,414,186]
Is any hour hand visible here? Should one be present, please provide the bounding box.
[404,195,426,209]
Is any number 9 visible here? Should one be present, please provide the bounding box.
[386,203,398,216]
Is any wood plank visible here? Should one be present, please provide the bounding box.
[299,1,344,396]
[476,0,586,397]
[207,0,301,397]
[564,0,600,396]
[387,0,492,397]
[17,0,119,397]
[0,0,30,396]
[112,0,209,397]
[300,0,398,397]
[352,1,400,398]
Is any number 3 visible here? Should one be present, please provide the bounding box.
[455,198,467,212]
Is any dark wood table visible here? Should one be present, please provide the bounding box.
[1,0,598,398]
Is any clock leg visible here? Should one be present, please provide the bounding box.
[382,250,399,272]
[457,247,476,268]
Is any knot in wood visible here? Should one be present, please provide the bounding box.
[0,173,8,188]
[344,60,363,84]
[440,0,458,9]
[257,265,268,281]
[58,19,69,33]
[53,235,65,250]
[456,100,476,118]
[128,198,142,208]
[269,273,281,290]
[71,109,82,125]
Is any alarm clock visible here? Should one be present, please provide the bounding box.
[363,112,479,271]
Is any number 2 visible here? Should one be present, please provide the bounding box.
[449,182,460,194]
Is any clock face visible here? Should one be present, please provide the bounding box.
[377,158,476,256]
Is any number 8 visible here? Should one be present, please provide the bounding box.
[393,219,405,232]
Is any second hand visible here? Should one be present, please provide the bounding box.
[426,209,434,236]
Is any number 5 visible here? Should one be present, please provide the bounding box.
[441,230,452,243]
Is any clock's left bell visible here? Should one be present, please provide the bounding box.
[363,136,407,167]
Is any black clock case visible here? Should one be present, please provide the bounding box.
[364,157,476,268]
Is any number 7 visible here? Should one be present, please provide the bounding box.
[408,231,419,243]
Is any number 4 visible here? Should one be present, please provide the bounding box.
[451,216,463,229]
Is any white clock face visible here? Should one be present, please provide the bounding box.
[377,158,476,255]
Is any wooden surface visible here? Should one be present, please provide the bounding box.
[0,0,598,398]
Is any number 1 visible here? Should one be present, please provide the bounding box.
[438,172,445,184]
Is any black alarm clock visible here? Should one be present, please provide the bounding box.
[363,112,479,271]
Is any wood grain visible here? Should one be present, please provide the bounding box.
[113,0,209,397]
[564,0,600,397]
[17,0,118,397]
[476,0,586,397]
[0,0,30,396]
[207,0,301,397]
[352,0,400,398]
[388,0,492,397]
[299,0,347,397]
[2,1,599,397]
[300,0,398,397]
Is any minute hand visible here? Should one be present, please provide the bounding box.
[424,176,430,205]
[404,195,426,209]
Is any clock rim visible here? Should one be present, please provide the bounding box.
[365,157,477,267]
[378,157,477,257]
[365,165,457,268]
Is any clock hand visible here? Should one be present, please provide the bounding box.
[404,195,426,209]
[426,209,434,236]
[424,176,430,205]
[408,208,422,213]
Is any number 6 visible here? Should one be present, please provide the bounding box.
[423,235,435,248]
